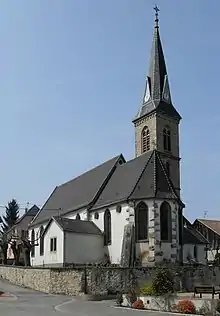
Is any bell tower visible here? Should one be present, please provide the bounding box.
[133,6,181,195]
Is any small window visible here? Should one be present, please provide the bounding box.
[141,126,150,153]
[39,225,44,256]
[94,212,99,219]
[163,127,171,152]
[21,230,27,239]
[31,229,35,257]
[76,213,81,220]
[116,205,122,213]
[50,237,57,252]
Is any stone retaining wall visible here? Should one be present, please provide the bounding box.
[0,265,220,296]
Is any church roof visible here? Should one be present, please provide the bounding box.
[43,216,102,236]
[30,155,124,226]
[133,9,181,122]
[92,150,182,210]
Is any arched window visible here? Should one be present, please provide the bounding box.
[135,201,148,241]
[31,229,35,257]
[160,202,171,242]
[104,209,111,245]
[163,127,171,152]
[142,127,150,153]
[76,213,81,220]
[39,225,44,256]
[166,161,170,177]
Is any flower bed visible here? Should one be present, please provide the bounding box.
[120,294,216,315]
[116,267,219,315]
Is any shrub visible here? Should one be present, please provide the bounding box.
[132,299,145,310]
[216,300,220,313]
[152,267,174,296]
[116,293,123,306]
[176,300,196,314]
[140,283,154,296]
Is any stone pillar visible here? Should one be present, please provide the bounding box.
[148,201,156,265]
[154,202,162,264]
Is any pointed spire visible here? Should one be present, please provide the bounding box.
[148,5,169,102]
[133,7,181,122]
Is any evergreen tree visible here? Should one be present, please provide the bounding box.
[2,199,19,232]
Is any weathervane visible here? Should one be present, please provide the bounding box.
[153,5,160,28]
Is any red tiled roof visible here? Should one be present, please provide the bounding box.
[197,219,220,236]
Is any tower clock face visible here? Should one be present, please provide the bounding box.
[163,92,169,101]
[144,80,150,103]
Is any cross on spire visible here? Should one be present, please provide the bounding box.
[153,5,160,28]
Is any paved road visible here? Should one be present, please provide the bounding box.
[0,279,172,315]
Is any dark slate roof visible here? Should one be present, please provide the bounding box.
[25,205,39,217]
[195,219,220,236]
[6,205,40,235]
[183,216,192,228]
[133,14,181,122]
[31,155,124,226]
[54,217,102,235]
[92,150,181,210]
[183,226,208,245]
[15,205,39,225]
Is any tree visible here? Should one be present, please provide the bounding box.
[2,199,19,232]
[0,199,19,264]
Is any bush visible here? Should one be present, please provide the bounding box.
[216,300,220,313]
[132,299,145,310]
[176,300,196,314]
[152,267,174,296]
[116,293,123,306]
[140,283,154,296]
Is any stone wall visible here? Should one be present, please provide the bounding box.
[0,265,220,296]
[0,266,51,293]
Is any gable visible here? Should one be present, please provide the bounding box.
[130,150,177,200]
[31,155,124,226]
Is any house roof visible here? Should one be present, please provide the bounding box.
[43,216,102,236]
[91,150,182,210]
[6,205,39,235]
[30,155,124,226]
[195,219,220,236]
[24,205,39,217]
[183,226,208,245]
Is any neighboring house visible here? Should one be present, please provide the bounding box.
[182,221,208,265]
[7,205,39,263]
[28,9,204,267]
[193,219,220,263]
[35,217,103,267]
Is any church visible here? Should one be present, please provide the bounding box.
[28,9,208,267]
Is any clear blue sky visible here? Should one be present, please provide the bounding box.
[0,0,219,221]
